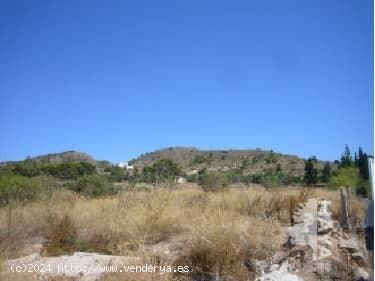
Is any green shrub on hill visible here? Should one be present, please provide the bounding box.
[0,175,58,206]
[198,169,229,192]
[141,159,181,184]
[104,166,125,182]
[1,161,97,180]
[41,162,96,179]
[224,169,244,184]
[192,155,206,165]
[329,166,369,196]
[260,170,285,188]
[68,174,116,197]
[329,167,360,189]
[13,160,42,177]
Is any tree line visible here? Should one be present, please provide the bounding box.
[303,145,371,196]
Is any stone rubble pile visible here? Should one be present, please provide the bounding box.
[256,197,370,281]
[7,252,140,281]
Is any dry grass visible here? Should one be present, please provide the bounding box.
[0,184,366,280]
[42,215,77,256]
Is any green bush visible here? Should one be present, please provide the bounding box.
[356,180,369,198]
[41,162,96,180]
[329,167,360,189]
[1,161,97,180]
[186,174,198,183]
[199,170,229,192]
[13,161,42,177]
[192,155,206,165]
[0,175,58,206]
[260,171,285,188]
[329,166,369,197]
[224,169,243,184]
[68,175,116,197]
[104,166,125,182]
[141,159,181,184]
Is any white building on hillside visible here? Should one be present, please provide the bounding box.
[118,162,134,170]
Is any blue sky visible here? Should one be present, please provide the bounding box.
[0,0,373,162]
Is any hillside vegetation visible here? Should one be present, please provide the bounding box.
[0,151,96,166]
[0,145,370,206]
[131,147,329,176]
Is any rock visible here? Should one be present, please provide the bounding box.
[332,221,342,234]
[292,214,304,224]
[256,261,304,281]
[317,217,333,234]
[318,200,331,211]
[318,235,332,249]
[314,258,348,281]
[351,252,367,267]
[8,252,140,281]
[287,199,318,260]
[271,251,287,265]
[286,236,297,247]
[317,246,332,260]
[255,259,269,274]
[353,267,369,281]
[269,263,280,272]
[339,238,360,253]
[314,260,332,275]
[318,200,332,220]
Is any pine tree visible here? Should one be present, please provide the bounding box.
[340,145,353,168]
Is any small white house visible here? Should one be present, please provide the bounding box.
[117,162,134,170]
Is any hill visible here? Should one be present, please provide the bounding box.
[131,147,332,177]
[0,150,98,167]
[30,150,97,164]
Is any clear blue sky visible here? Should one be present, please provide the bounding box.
[0,0,373,163]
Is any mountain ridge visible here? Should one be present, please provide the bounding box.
[1,147,334,177]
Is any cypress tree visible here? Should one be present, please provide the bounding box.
[304,157,318,185]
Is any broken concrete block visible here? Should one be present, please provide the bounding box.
[339,238,360,253]
[292,214,303,224]
[318,235,332,249]
[317,217,333,234]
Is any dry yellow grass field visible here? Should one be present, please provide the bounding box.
[0,184,366,281]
